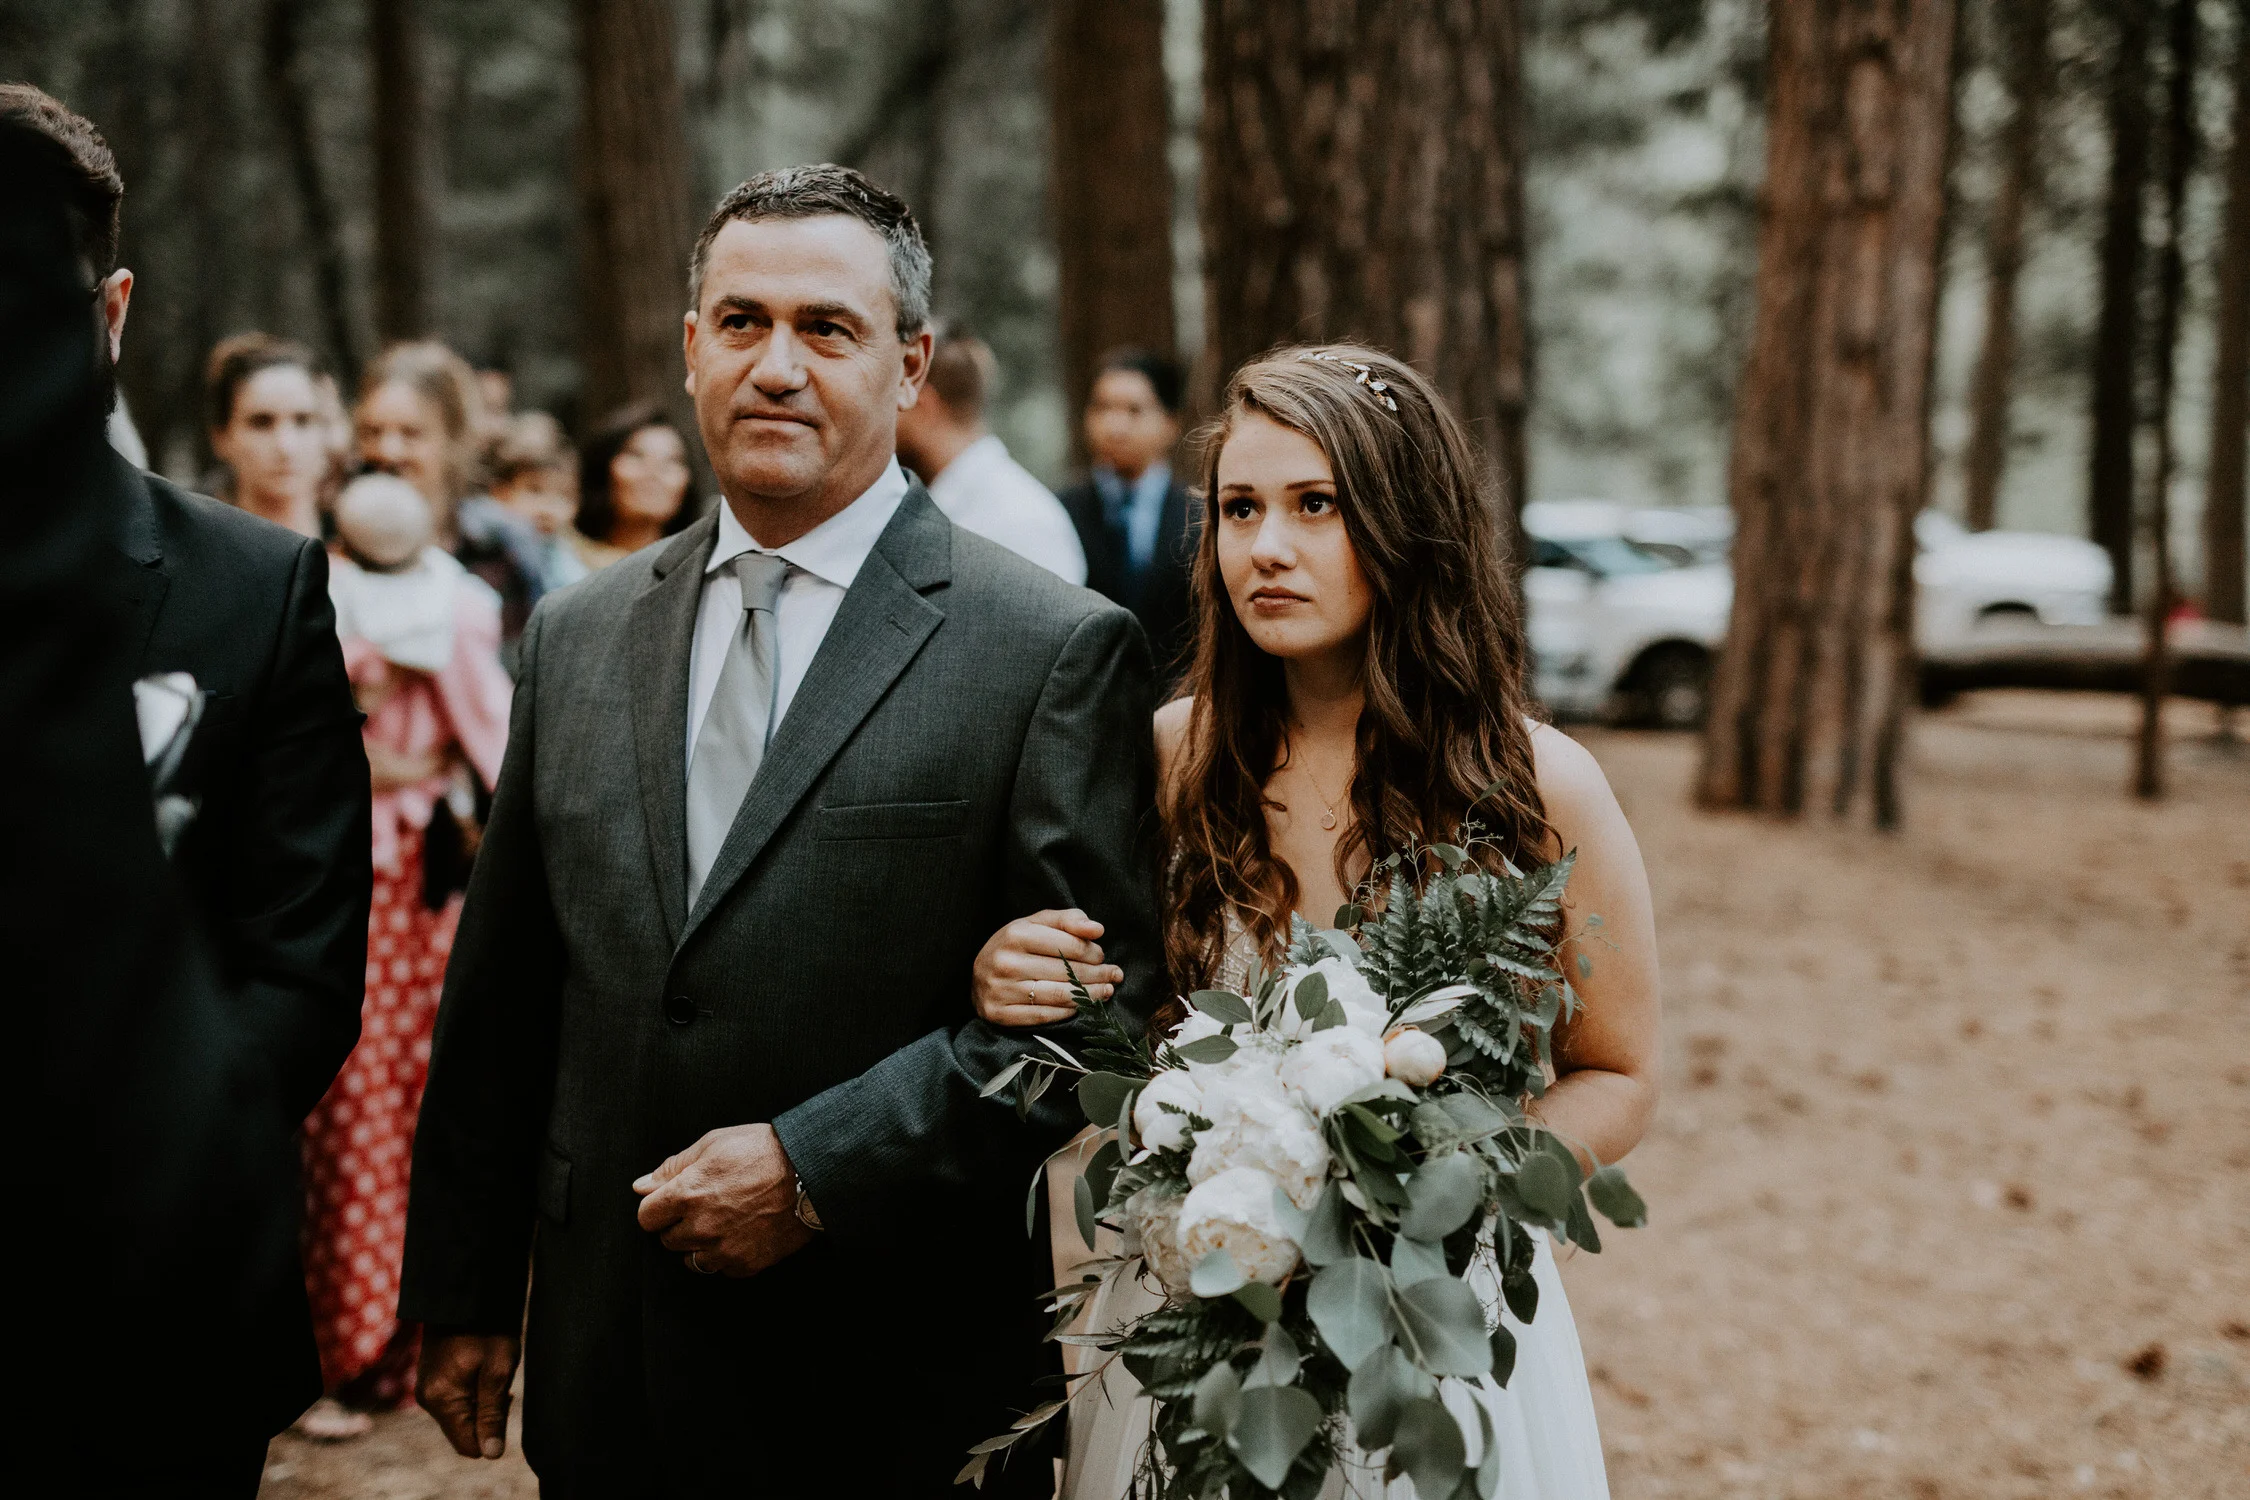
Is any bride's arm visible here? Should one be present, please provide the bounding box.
[1524,724,1663,1171]
[970,698,1192,1029]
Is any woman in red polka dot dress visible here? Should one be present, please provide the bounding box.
[297,452,513,1439]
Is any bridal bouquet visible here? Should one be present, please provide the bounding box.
[964,841,1648,1499]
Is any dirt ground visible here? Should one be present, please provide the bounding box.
[258,691,2250,1500]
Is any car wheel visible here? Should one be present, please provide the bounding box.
[1629,646,1711,730]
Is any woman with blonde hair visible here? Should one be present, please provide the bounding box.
[973,347,1661,1499]
[354,341,486,542]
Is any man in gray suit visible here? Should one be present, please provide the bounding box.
[401,165,1161,1496]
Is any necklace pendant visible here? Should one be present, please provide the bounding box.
[1320,811,1338,831]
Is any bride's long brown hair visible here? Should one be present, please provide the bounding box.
[1162,345,1553,989]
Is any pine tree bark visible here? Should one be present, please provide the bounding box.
[2087,0,2153,614]
[264,0,360,381]
[1049,0,1178,435]
[2203,7,2250,627]
[1696,0,1958,827]
[2136,0,2200,799]
[369,0,433,340]
[574,0,697,421]
[1962,0,2051,532]
[1200,0,1532,520]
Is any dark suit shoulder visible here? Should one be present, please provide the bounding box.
[144,472,315,583]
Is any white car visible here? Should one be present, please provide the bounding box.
[1523,501,1730,728]
[1520,501,2113,726]
[1911,510,2111,648]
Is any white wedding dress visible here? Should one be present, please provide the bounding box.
[1053,927,1611,1500]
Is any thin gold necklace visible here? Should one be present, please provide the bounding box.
[1287,739,1353,832]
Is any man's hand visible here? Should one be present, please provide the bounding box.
[417,1331,520,1460]
[633,1123,815,1276]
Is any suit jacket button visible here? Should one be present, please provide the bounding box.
[665,994,696,1027]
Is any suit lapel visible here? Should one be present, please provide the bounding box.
[627,517,719,947]
[108,453,169,670]
[677,489,951,949]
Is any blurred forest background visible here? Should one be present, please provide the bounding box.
[0,0,2241,619]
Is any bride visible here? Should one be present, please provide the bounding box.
[970,346,1661,1499]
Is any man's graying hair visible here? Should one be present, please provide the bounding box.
[690,164,932,339]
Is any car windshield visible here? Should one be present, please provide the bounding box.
[1532,535,1678,578]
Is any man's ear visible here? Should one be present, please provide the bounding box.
[897,328,934,411]
[681,310,700,399]
[102,269,134,364]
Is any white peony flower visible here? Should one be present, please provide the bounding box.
[1281,955,1390,1039]
[1187,1073,1330,1208]
[1127,1189,1193,1298]
[1169,1008,1227,1048]
[1133,1068,1205,1153]
[1178,1166,1301,1285]
[1277,1026,1388,1116]
[1383,1027,1448,1086]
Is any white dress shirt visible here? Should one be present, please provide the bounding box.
[924,433,1088,584]
[686,460,910,773]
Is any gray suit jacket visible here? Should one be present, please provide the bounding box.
[401,485,1161,1496]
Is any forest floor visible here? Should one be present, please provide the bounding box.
[257,690,2250,1500]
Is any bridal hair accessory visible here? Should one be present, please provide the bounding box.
[1304,351,1400,413]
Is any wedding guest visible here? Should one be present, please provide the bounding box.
[1,84,371,1491]
[570,400,696,570]
[1058,348,1196,680]
[895,330,1086,582]
[296,472,510,1439]
[205,332,330,539]
[487,410,591,596]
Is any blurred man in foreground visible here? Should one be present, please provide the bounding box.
[894,330,1085,582]
[0,83,370,1490]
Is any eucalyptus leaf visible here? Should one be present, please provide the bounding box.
[1501,1270,1538,1327]
[1389,1395,1467,1498]
[1189,988,1253,1024]
[1413,1101,1465,1147]
[1489,1321,1518,1388]
[1564,1191,1603,1253]
[1077,1071,1138,1129]
[1440,1093,1511,1137]
[1300,1182,1353,1266]
[1228,1386,1324,1489]
[977,1056,1029,1100]
[1346,1344,1416,1449]
[1176,1034,1239,1065]
[1253,1320,1302,1388]
[1513,1151,1572,1220]
[1396,1277,1493,1376]
[1306,1257,1393,1369]
[1293,970,1329,1023]
[1389,1233,1451,1288]
[1072,1172,1097,1249]
[1232,1279,1283,1327]
[1311,997,1348,1031]
[1084,1138,1123,1213]
[1194,1359,1242,1439]
[1588,1164,1648,1228]
[1191,1248,1248,1298]
[1270,1185,1310,1243]
[1400,1151,1484,1241]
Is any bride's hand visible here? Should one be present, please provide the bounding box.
[972,909,1123,1027]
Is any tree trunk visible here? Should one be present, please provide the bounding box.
[1200,0,1533,521]
[2136,0,2200,799]
[263,0,360,382]
[2087,0,2153,614]
[1962,0,2051,532]
[1049,0,1177,440]
[1696,0,1958,827]
[574,0,697,422]
[369,0,433,341]
[2204,5,2250,628]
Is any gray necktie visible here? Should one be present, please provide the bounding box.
[686,552,791,907]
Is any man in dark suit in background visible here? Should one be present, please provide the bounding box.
[1058,347,1198,683]
[0,85,372,1490]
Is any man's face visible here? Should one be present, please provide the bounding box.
[683,215,929,510]
[1084,368,1179,480]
